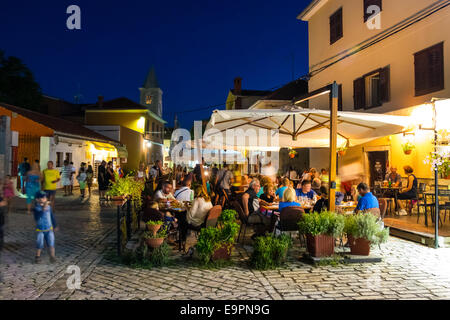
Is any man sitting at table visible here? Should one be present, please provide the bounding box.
[296,180,317,200]
[154,181,176,201]
[174,177,194,202]
[354,183,380,218]
[279,187,302,212]
[385,166,402,187]
[242,178,273,238]
[276,178,290,200]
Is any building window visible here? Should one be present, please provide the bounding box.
[364,0,382,22]
[56,152,63,167]
[330,8,343,45]
[354,66,390,110]
[145,95,152,105]
[414,42,444,97]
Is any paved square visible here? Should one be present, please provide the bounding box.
[1,192,450,300]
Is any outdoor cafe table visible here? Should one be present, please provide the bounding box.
[378,186,401,214]
[336,202,357,215]
[159,202,189,251]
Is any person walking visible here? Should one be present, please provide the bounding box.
[60,160,72,197]
[33,191,58,264]
[41,161,60,210]
[25,162,42,214]
[69,162,76,195]
[76,167,87,199]
[98,161,108,204]
[86,165,94,196]
[18,157,31,194]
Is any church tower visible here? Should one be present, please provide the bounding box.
[139,66,162,117]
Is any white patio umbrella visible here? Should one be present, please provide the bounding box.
[204,106,413,150]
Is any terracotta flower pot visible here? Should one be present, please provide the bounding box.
[306,234,335,257]
[211,245,233,261]
[112,196,125,206]
[338,150,346,156]
[404,149,412,155]
[289,153,296,159]
[145,238,164,248]
[347,235,371,256]
[147,224,162,236]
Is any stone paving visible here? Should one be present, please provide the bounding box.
[1,191,450,300]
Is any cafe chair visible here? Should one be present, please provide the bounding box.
[378,198,387,220]
[183,205,223,251]
[276,207,305,247]
[232,200,262,244]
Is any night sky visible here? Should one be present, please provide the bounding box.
[0,0,311,128]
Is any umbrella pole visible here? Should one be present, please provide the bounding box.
[329,82,339,212]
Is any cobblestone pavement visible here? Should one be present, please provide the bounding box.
[1,192,450,300]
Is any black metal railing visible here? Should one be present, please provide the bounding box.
[116,197,142,256]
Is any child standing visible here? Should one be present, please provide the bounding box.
[34,191,58,263]
[76,167,87,199]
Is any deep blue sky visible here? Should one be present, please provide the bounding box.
[0,0,311,128]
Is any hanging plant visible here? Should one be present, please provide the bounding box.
[337,146,347,157]
[402,142,415,155]
[288,149,297,159]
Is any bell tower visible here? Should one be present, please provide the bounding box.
[139,66,162,117]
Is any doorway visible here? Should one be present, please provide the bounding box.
[368,151,388,188]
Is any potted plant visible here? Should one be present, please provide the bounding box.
[107,174,145,206]
[146,220,164,236]
[337,146,347,157]
[195,209,240,264]
[402,142,415,155]
[344,213,389,256]
[250,234,292,270]
[288,148,297,159]
[298,211,345,257]
[144,228,167,249]
[424,147,450,179]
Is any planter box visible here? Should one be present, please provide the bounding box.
[211,245,233,261]
[306,234,335,257]
[347,235,371,256]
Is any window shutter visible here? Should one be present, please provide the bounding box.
[364,0,382,22]
[353,77,365,110]
[414,42,444,96]
[379,66,390,103]
[338,84,343,111]
[330,8,343,44]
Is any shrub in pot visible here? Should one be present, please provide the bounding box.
[250,234,292,270]
[107,173,145,206]
[146,220,164,236]
[344,213,389,256]
[195,209,240,265]
[144,228,167,249]
[298,211,345,257]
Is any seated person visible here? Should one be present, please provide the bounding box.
[174,176,194,202]
[187,186,213,227]
[396,165,418,216]
[241,178,272,237]
[278,187,302,212]
[313,186,329,213]
[154,181,176,201]
[260,184,276,204]
[143,201,177,228]
[385,166,402,187]
[355,183,380,218]
[296,180,317,201]
[276,178,290,200]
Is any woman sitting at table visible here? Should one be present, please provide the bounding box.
[276,178,290,200]
[260,184,276,203]
[279,187,302,212]
[186,186,213,227]
[396,165,418,216]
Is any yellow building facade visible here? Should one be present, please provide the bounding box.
[298,0,450,182]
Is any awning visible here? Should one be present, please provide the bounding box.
[92,142,116,152]
[205,107,413,149]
